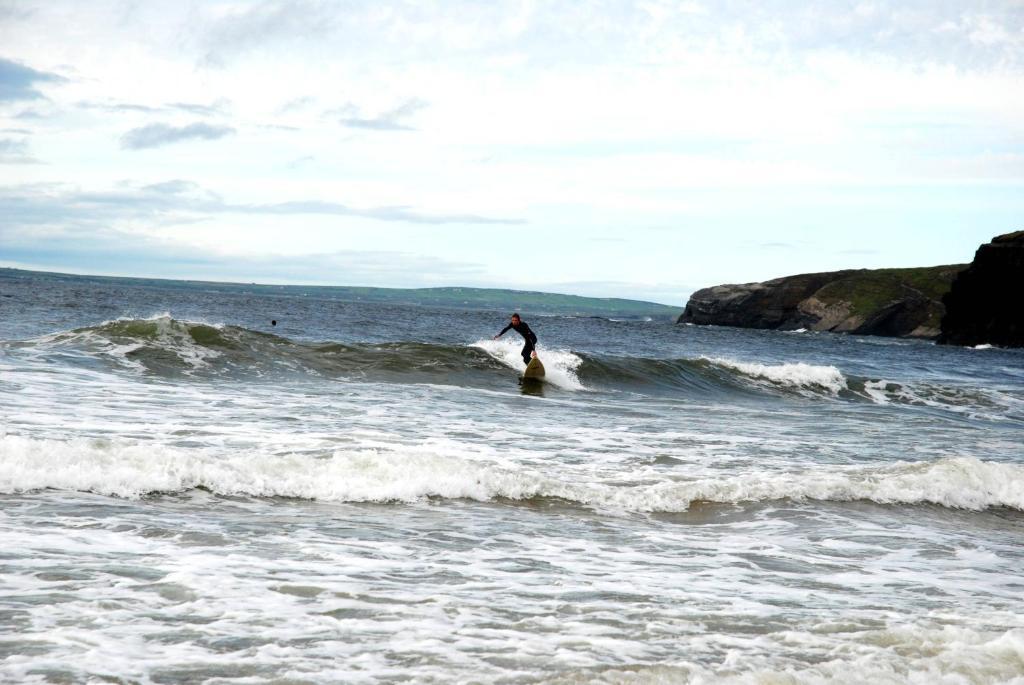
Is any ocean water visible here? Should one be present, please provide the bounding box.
[1,269,1023,684]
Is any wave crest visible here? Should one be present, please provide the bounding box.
[7,317,1020,418]
[472,338,584,390]
[2,435,1022,512]
[707,358,848,395]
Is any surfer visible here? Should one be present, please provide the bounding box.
[494,313,537,366]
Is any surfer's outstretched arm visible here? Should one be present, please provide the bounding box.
[493,324,512,340]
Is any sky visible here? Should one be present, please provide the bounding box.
[1,1,1022,305]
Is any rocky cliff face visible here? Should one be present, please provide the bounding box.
[679,265,965,339]
[680,271,844,331]
[938,231,1024,348]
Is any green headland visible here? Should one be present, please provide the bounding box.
[0,268,682,320]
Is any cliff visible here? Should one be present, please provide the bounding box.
[937,231,1024,348]
[679,265,966,338]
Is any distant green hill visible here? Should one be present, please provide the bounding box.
[332,286,680,319]
[0,268,681,320]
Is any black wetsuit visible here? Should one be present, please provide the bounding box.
[497,320,537,365]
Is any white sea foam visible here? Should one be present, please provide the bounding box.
[863,379,894,404]
[708,357,848,394]
[4,485,1020,685]
[3,435,1022,512]
[861,378,1021,421]
[472,338,584,390]
[31,313,223,373]
[562,624,1024,685]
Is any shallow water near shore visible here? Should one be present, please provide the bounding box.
[1,270,1023,684]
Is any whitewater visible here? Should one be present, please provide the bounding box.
[1,269,1023,684]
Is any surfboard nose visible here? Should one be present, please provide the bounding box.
[523,357,546,379]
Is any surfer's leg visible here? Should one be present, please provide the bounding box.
[521,342,533,365]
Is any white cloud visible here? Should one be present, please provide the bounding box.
[120,122,236,149]
[0,136,38,163]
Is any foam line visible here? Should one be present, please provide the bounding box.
[708,357,848,394]
[2,436,1022,512]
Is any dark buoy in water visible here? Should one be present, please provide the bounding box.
[271,320,277,326]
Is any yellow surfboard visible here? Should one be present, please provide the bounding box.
[523,356,545,379]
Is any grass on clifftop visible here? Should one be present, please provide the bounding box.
[815,265,966,325]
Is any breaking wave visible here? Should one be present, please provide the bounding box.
[2,435,1022,512]
[4,316,1020,419]
[706,357,847,394]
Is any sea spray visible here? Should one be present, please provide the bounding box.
[707,357,848,395]
[473,338,585,390]
[4,435,1022,511]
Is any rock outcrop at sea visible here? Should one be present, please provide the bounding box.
[678,265,965,339]
[938,231,1024,348]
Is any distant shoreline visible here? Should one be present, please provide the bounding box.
[0,267,682,321]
